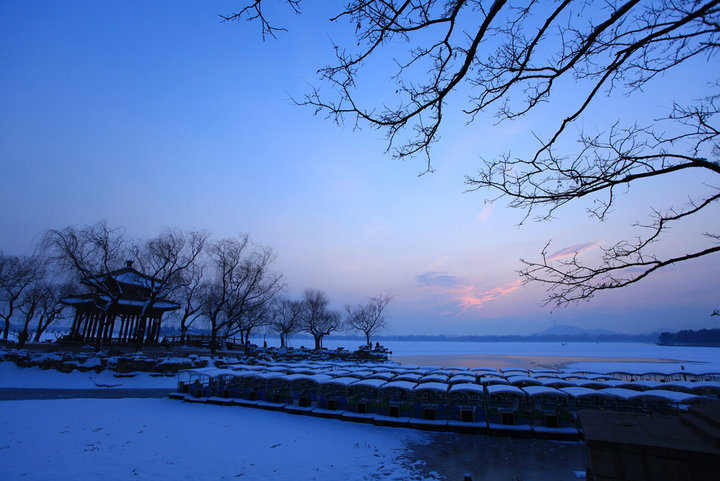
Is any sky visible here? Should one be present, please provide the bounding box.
[1,1,718,335]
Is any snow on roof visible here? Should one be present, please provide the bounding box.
[317,376,358,386]
[687,380,720,390]
[352,378,388,389]
[306,374,334,383]
[598,387,641,399]
[226,369,264,378]
[521,385,567,397]
[530,369,561,375]
[287,368,319,375]
[413,382,449,393]
[635,389,704,403]
[394,373,422,382]
[369,367,395,373]
[470,367,499,373]
[486,384,524,396]
[506,375,542,385]
[420,374,449,382]
[227,364,263,371]
[379,380,417,391]
[539,378,575,387]
[574,379,613,388]
[478,376,509,385]
[184,367,234,378]
[501,369,529,375]
[283,373,318,382]
[448,383,484,395]
[368,372,396,381]
[631,380,666,389]
[253,372,286,380]
[114,271,153,287]
[416,365,443,371]
[560,386,610,398]
[261,366,290,373]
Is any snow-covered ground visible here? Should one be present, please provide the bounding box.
[3,341,717,480]
[0,398,430,481]
[0,397,588,481]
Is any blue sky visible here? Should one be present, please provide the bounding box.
[1,1,718,335]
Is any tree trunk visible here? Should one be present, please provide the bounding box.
[313,334,322,350]
[33,314,48,342]
[365,332,371,346]
[210,325,218,357]
[2,306,13,340]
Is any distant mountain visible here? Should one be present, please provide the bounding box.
[531,325,616,337]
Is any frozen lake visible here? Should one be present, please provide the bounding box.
[313,339,720,374]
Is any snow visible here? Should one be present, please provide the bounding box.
[2,341,719,480]
[380,380,417,391]
[413,382,449,393]
[0,398,429,481]
[448,383,484,395]
[0,363,176,389]
[522,385,567,397]
[486,384,524,396]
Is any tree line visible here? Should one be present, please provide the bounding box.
[0,221,391,352]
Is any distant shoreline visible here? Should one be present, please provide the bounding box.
[392,354,680,370]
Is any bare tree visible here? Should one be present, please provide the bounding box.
[270,296,304,347]
[173,260,206,343]
[132,228,208,346]
[298,288,342,350]
[41,222,128,349]
[31,281,75,343]
[346,294,391,346]
[226,1,720,308]
[42,221,127,282]
[0,252,43,341]
[200,236,283,355]
[15,276,73,348]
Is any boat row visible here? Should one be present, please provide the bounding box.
[171,361,720,438]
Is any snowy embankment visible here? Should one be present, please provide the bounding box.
[0,362,177,389]
[0,398,432,481]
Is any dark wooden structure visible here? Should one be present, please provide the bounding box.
[581,402,720,481]
[61,262,179,344]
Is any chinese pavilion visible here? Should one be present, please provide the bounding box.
[61,261,179,344]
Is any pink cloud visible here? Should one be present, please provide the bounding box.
[547,242,601,261]
[453,279,523,311]
[476,205,494,222]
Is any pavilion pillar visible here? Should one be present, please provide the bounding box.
[89,313,100,341]
[107,314,116,341]
[122,315,130,342]
[82,313,92,341]
[145,317,153,343]
[148,317,157,342]
[155,316,162,342]
[70,311,81,336]
[117,315,125,342]
[130,315,139,342]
